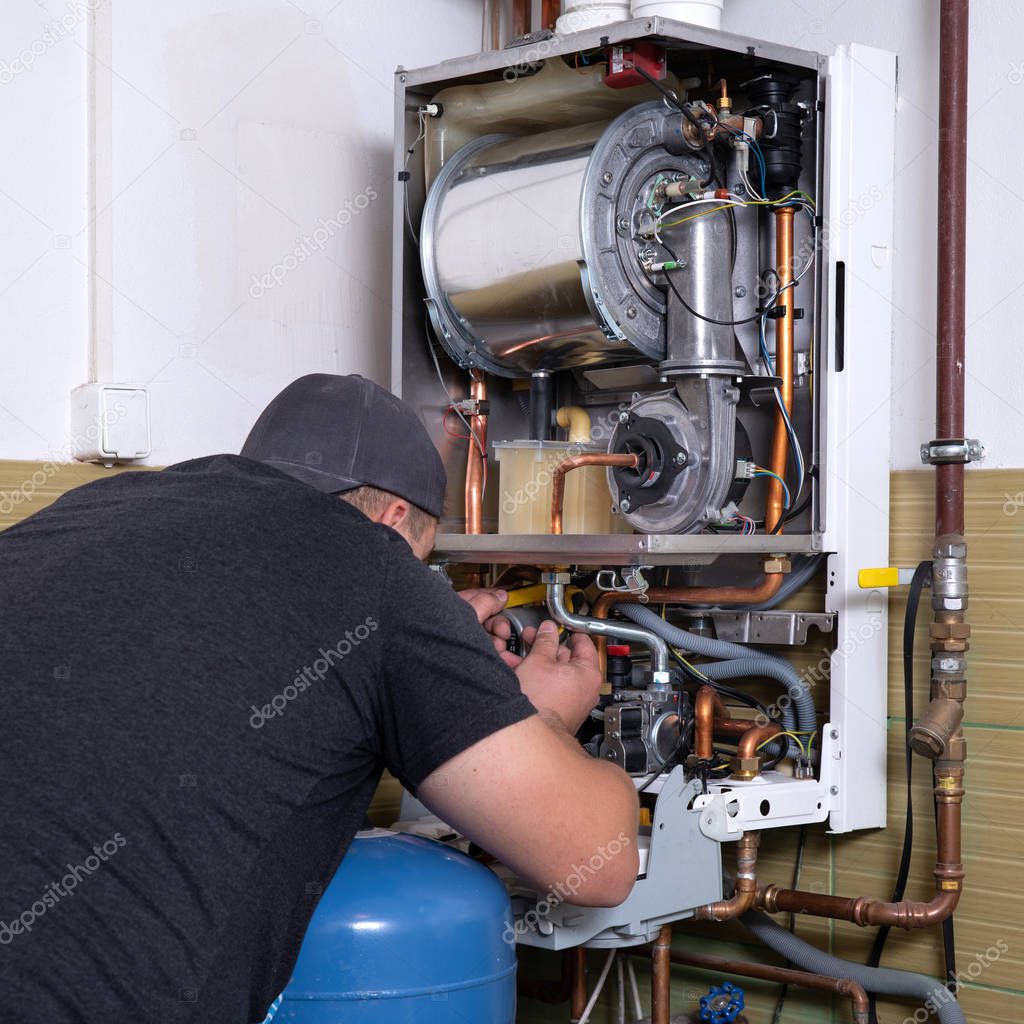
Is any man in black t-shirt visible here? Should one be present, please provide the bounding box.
[0,374,639,1024]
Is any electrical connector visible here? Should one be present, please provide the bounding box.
[735,458,756,480]
[420,102,443,118]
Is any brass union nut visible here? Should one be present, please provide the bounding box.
[763,557,793,575]
[730,756,761,780]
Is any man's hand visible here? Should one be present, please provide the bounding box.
[457,588,521,667]
[457,590,603,727]
[514,620,601,733]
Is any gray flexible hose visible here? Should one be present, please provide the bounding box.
[619,604,816,759]
[741,911,965,1024]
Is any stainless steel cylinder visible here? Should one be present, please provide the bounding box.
[421,102,710,378]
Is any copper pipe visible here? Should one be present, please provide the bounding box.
[736,724,787,762]
[596,573,785,614]
[935,0,969,538]
[464,371,487,535]
[550,453,638,535]
[757,765,964,928]
[633,947,869,1024]
[694,685,728,760]
[650,924,673,1024]
[511,0,531,37]
[569,946,587,1021]
[766,206,796,534]
[592,571,785,676]
[541,0,561,30]
[694,832,760,921]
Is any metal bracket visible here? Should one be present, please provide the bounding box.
[710,610,835,645]
[595,565,653,597]
[920,438,985,465]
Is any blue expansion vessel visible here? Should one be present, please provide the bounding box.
[278,830,517,1022]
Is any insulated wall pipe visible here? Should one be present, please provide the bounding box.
[935,0,969,539]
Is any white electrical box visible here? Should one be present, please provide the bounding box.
[70,384,152,462]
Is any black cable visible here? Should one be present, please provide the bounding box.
[865,560,932,1024]
[661,240,765,327]
[669,649,781,725]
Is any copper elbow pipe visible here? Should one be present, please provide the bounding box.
[550,453,638,535]
[650,924,673,1024]
[694,832,760,922]
[636,947,869,1024]
[464,372,487,535]
[694,685,728,760]
[766,207,796,534]
[756,767,964,928]
[736,723,787,762]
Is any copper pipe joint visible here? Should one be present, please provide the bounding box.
[550,453,638,535]
[647,947,870,1024]
[694,832,760,921]
[650,924,673,1024]
[767,207,796,534]
[464,372,487,535]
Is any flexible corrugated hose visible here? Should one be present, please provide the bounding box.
[741,911,966,1024]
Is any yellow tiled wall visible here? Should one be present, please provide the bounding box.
[1,462,1020,1021]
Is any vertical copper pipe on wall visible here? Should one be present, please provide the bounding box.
[542,0,561,30]
[935,0,969,539]
[650,925,673,1024]
[464,371,488,535]
[766,206,796,534]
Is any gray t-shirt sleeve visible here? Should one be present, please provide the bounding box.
[374,542,536,793]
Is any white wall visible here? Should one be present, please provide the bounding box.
[2,1,1021,469]
[0,0,484,465]
[718,0,1022,469]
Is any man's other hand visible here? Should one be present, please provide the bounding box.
[514,621,601,733]
[457,588,519,664]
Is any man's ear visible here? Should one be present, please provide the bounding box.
[377,497,412,531]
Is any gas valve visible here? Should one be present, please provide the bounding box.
[699,981,745,1024]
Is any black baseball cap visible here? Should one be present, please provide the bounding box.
[241,374,447,517]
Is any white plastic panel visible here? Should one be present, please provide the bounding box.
[822,43,898,832]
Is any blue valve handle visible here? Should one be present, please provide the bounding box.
[698,981,745,1024]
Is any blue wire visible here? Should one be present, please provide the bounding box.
[754,469,792,509]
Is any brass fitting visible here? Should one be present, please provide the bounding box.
[731,756,761,780]
[763,556,793,575]
[908,697,965,759]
